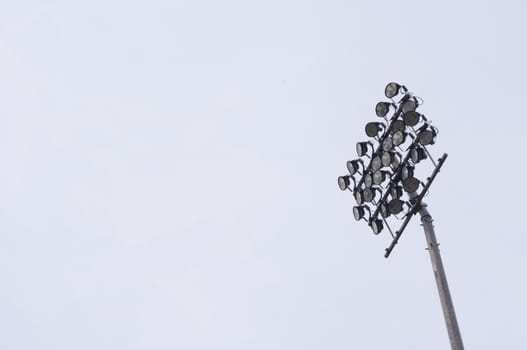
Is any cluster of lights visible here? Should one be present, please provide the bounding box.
[338,82,442,238]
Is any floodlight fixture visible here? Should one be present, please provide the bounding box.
[356,141,373,157]
[417,126,438,146]
[363,172,374,188]
[375,102,392,117]
[388,198,406,215]
[385,82,406,98]
[402,176,420,193]
[403,111,422,127]
[365,122,385,137]
[379,202,390,218]
[353,205,370,221]
[392,130,406,146]
[390,155,401,171]
[370,218,384,234]
[354,189,364,205]
[390,184,403,199]
[338,175,354,191]
[371,155,383,171]
[382,137,393,152]
[387,198,405,215]
[411,146,428,164]
[400,164,415,180]
[373,170,390,185]
[363,187,376,203]
[347,159,364,175]
[401,98,418,114]
[381,150,400,168]
[392,119,406,132]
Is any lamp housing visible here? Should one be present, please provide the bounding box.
[373,170,390,185]
[391,119,406,132]
[375,102,392,117]
[371,155,383,171]
[385,82,405,98]
[338,176,353,191]
[388,199,404,215]
[365,122,385,137]
[403,111,422,127]
[356,141,373,157]
[347,159,364,175]
[400,165,415,180]
[401,97,419,114]
[411,146,428,164]
[363,172,374,188]
[370,218,383,234]
[353,205,369,221]
[417,126,438,146]
[403,176,420,193]
[382,137,393,152]
[392,130,407,146]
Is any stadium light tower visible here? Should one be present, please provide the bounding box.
[337,83,464,350]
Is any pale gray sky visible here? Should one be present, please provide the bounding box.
[1,1,526,349]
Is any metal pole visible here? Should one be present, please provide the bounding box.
[418,201,464,350]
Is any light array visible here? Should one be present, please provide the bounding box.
[338,82,447,257]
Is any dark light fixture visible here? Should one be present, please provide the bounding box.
[373,170,390,185]
[353,205,370,221]
[387,198,405,215]
[363,172,374,188]
[390,184,403,199]
[403,111,422,127]
[390,155,401,171]
[365,122,385,137]
[381,150,400,168]
[385,82,403,98]
[347,159,364,175]
[417,126,438,146]
[392,119,406,132]
[370,218,383,234]
[411,146,428,164]
[338,175,354,191]
[401,98,418,114]
[354,189,364,205]
[382,137,393,152]
[392,130,406,146]
[375,102,392,117]
[363,187,377,203]
[371,155,383,171]
[400,164,414,180]
[380,201,390,218]
[356,141,373,157]
[402,176,420,193]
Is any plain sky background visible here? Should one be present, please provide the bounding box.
[1,1,526,349]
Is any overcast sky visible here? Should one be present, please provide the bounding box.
[1,1,526,349]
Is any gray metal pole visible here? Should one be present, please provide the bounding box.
[418,201,464,350]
